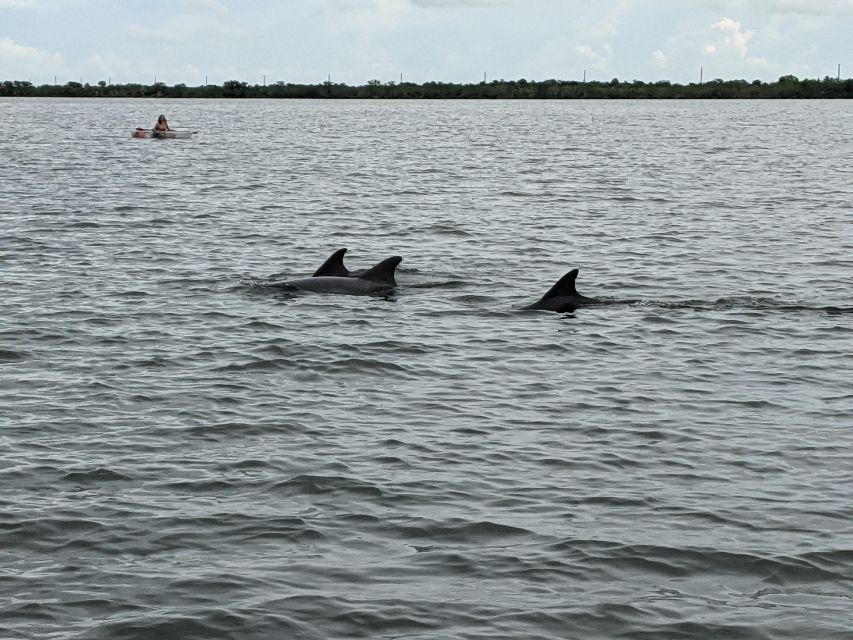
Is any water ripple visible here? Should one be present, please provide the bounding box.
[1,98,852,640]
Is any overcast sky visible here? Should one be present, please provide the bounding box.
[1,0,851,86]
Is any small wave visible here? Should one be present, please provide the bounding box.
[425,224,471,237]
[409,279,468,290]
[230,458,280,471]
[84,613,294,640]
[268,474,384,498]
[241,320,287,330]
[0,517,109,545]
[213,356,411,376]
[498,190,537,197]
[62,467,133,483]
[391,518,532,543]
[631,297,853,315]
[713,296,789,309]
[212,358,289,373]
[448,294,494,304]
[187,420,302,439]
[0,349,27,362]
[546,539,852,583]
[158,479,236,493]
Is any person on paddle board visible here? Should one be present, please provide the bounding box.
[153,115,172,132]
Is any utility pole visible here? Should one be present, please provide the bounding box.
[205,75,208,85]
[700,66,704,84]
[838,64,842,80]
[483,71,487,83]
[583,70,586,83]
[263,74,266,86]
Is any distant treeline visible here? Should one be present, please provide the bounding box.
[2,76,852,99]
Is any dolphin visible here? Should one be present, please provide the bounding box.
[312,248,354,277]
[523,268,601,313]
[312,248,372,278]
[276,256,402,296]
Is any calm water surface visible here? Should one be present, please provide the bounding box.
[1,98,853,639]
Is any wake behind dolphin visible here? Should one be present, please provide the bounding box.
[523,268,601,313]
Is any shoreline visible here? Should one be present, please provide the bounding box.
[3,76,852,99]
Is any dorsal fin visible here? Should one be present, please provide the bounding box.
[312,248,350,277]
[541,268,580,300]
[357,256,402,285]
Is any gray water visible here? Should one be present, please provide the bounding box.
[2,97,853,639]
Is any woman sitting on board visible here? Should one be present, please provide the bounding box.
[153,115,172,132]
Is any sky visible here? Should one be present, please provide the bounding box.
[1,0,851,86]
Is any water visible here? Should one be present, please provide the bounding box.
[2,97,853,639]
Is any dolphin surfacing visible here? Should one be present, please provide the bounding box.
[312,248,352,277]
[278,256,402,296]
[523,268,601,313]
[312,248,373,278]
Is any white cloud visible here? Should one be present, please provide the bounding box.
[0,37,64,78]
[411,0,508,6]
[566,1,632,75]
[695,0,853,15]
[126,0,245,43]
[575,44,614,68]
[126,24,184,43]
[84,52,153,84]
[653,49,668,66]
[574,2,626,41]
[707,17,753,57]
[696,16,779,79]
[315,0,414,33]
